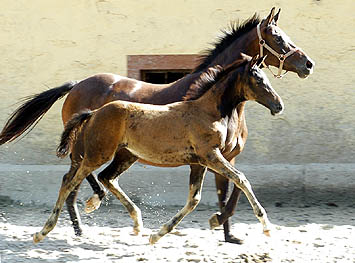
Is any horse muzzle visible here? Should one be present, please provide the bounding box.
[296,52,315,79]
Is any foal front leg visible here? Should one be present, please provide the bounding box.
[205,150,271,236]
[149,165,207,244]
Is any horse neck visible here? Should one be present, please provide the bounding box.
[150,72,202,104]
[149,28,259,104]
[205,29,259,69]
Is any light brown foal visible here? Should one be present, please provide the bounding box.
[0,8,313,243]
[33,55,284,244]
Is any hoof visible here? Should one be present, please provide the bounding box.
[85,194,102,214]
[263,229,271,237]
[149,234,159,245]
[133,226,142,236]
[33,232,44,243]
[74,227,83,237]
[209,212,221,230]
[225,235,244,245]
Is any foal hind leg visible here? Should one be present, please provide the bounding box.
[98,152,143,235]
[33,163,95,243]
[85,148,132,213]
[149,165,207,244]
[205,150,271,236]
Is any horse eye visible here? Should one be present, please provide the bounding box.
[275,36,282,43]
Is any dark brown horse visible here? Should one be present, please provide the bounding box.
[33,55,283,244]
[0,8,313,243]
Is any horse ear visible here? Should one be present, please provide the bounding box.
[264,7,276,25]
[273,8,281,25]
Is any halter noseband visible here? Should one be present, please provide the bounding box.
[257,23,298,79]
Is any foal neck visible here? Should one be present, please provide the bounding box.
[197,72,247,119]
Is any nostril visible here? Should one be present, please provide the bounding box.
[306,60,313,69]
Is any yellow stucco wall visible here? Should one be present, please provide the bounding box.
[0,0,354,164]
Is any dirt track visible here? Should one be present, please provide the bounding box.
[1,186,354,263]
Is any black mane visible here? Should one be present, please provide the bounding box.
[192,13,260,73]
[184,58,248,101]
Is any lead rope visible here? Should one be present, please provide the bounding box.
[256,23,297,79]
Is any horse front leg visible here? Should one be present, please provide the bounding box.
[210,172,243,244]
[149,165,207,244]
[33,164,94,243]
[97,153,143,235]
[205,150,271,236]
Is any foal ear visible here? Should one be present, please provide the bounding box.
[249,55,260,70]
[256,55,267,67]
[273,8,281,25]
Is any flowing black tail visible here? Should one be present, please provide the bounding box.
[56,111,93,158]
[0,81,78,145]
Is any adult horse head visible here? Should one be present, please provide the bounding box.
[195,7,314,79]
[255,7,314,78]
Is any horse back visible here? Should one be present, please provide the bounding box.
[61,73,169,125]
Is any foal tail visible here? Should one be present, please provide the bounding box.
[56,111,94,158]
[0,81,78,145]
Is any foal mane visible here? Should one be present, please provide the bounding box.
[184,58,248,101]
[192,13,260,73]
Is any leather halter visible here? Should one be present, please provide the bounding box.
[257,23,298,79]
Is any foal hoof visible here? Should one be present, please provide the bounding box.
[149,234,160,245]
[263,229,271,237]
[33,232,44,244]
[85,194,102,214]
[133,226,142,236]
[209,212,221,230]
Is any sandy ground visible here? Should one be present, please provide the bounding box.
[1,192,355,263]
[0,163,354,262]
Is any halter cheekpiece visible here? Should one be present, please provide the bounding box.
[256,23,298,79]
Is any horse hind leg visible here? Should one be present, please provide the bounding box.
[65,184,83,236]
[33,163,94,243]
[84,173,106,214]
[97,151,143,235]
[149,165,207,244]
[85,149,133,213]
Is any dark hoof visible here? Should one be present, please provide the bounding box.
[225,234,244,245]
[74,228,83,236]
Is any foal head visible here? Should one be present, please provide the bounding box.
[239,54,284,115]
